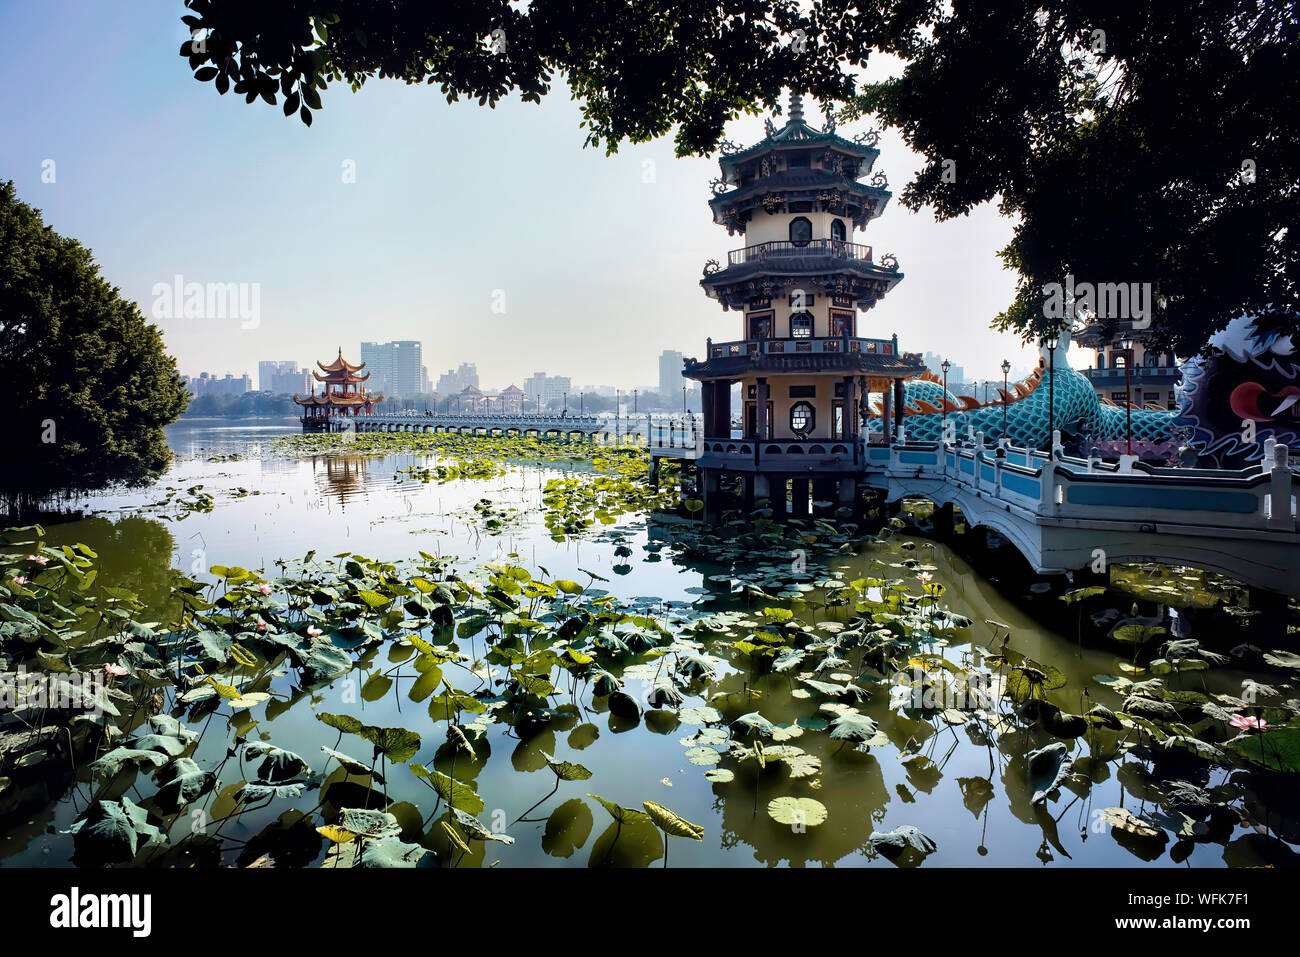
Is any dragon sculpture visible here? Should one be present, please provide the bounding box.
[1174,313,1300,468]
[868,328,1180,459]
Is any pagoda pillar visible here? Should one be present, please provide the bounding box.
[893,378,906,441]
[882,387,893,443]
[755,378,769,441]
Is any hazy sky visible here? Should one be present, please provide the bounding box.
[0,0,1040,392]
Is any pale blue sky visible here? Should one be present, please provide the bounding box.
[0,0,1039,392]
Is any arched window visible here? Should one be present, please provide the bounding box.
[830,219,846,242]
[789,216,812,246]
[1097,353,1106,369]
[790,401,815,435]
[790,311,814,338]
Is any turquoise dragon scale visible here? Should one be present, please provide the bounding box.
[869,333,1180,459]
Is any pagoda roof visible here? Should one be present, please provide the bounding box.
[294,392,384,407]
[313,368,370,383]
[718,93,880,184]
[317,348,367,375]
[500,384,525,395]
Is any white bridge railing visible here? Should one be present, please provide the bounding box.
[867,431,1297,535]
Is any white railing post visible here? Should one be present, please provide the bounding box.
[1267,444,1294,530]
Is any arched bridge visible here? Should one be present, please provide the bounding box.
[865,433,1300,595]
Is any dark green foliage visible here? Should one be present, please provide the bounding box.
[178,0,857,156]
[848,0,1300,354]
[0,182,189,516]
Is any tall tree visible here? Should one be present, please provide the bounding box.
[0,182,191,517]
[842,0,1299,355]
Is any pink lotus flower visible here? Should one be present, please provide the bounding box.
[256,621,267,632]
[11,576,27,586]
[1230,714,1268,732]
[258,584,272,595]
[306,625,323,637]
[916,572,934,584]
[28,555,48,565]
[105,663,130,677]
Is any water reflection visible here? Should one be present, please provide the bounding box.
[6,418,1298,868]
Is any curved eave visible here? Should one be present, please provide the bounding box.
[710,178,892,229]
[720,132,880,181]
[294,393,384,406]
[684,352,925,381]
[701,260,903,298]
[313,369,371,383]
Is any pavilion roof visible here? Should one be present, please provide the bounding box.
[294,391,383,407]
[317,347,367,375]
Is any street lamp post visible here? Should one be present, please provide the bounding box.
[1120,336,1134,456]
[563,392,567,416]
[940,359,952,443]
[682,385,686,412]
[580,391,584,415]
[1001,359,1011,439]
[1045,332,1060,454]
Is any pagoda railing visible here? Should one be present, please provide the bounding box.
[725,238,872,267]
[708,335,895,358]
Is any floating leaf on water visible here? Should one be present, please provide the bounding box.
[766,796,827,827]
[704,768,735,784]
[685,746,722,767]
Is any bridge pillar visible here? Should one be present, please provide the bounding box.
[791,478,810,519]
[812,478,835,514]
[934,501,955,538]
[702,469,721,522]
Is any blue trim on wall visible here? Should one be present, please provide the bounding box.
[1001,472,1041,497]
[1066,485,1259,513]
[899,451,938,465]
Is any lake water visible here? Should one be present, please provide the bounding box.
[3,416,1296,868]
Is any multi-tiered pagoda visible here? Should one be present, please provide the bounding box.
[295,348,383,432]
[684,93,925,519]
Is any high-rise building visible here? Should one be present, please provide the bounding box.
[187,372,252,397]
[258,360,309,394]
[523,372,572,409]
[361,341,423,396]
[436,362,479,395]
[659,349,685,397]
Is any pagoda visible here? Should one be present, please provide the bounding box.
[294,348,383,432]
[684,92,926,520]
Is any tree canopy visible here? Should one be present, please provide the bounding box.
[0,181,190,516]
[179,0,1299,352]
[849,0,1299,356]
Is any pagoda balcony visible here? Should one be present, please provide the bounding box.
[708,335,896,358]
[697,436,862,473]
[725,238,873,267]
[1081,366,1182,386]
